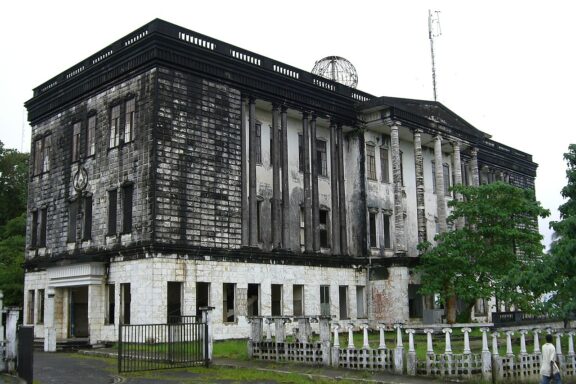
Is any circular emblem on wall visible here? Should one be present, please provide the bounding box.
[73,167,88,192]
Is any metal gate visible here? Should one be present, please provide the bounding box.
[118,318,208,373]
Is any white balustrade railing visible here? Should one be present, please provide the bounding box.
[247,316,576,382]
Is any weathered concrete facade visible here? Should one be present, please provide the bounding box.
[23,20,538,343]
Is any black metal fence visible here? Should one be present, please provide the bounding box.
[118,320,208,373]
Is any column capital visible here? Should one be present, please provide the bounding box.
[271,103,280,111]
[442,327,453,334]
[412,127,423,135]
[301,110,309,119]
[280,104,288,113]
[470,147,479,157]
[383,118,402,127]
[248,95,256,103]
[451,139,462,147]
[310,113,317,121]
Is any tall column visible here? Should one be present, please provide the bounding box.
[390,122,406,253]
[248,97,258,246]
[452,140,464,230]
[281,106,290,249]
[330,122,341,254]
[310,115,320,251]
[302,112,313,252]
[241,98,249,246]
[337,125,348,254]
[413,129,427,243]
[271,104,281,249]
[434,135,447,233]
[470,147,480,187]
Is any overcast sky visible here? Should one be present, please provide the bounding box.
[1,0,573,248]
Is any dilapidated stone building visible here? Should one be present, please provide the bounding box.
[23,19,537,344]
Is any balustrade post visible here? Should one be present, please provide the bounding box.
[331,324,340,368]
[362,324,370,349]
[318,317,331,367]
[506,331,514,356]
[492,331,500,356]
[393,323,404,375]
[347,323,355,349]
[424,329,434,376]
[250,317,263,343]
[533,329,542,354]
[480,328,492,382]
[266,318,273,341]
[5,308,19,372]
[462,327,471,354]
[492,331,503,382]
[378,324,387,349]
[296,318,310,343]
[519,329,528,355]
[556,332,563,356]
[274,318,287,343]
[568,331,575,356]
[443,328,453,354]
[406,329,416,376]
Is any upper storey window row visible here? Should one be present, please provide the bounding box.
[71,113,97,164]
[109,97,136,149]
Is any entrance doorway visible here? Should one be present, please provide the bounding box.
[69,286,89,338]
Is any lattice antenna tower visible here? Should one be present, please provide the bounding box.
[428,10,442,101]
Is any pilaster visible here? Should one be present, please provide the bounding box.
[413,129,427,243]
[390,122,406,253]
[434,135,447,233]
[248,97,258,246]
[330,122,341,254]
[302,112,313,252]
[310,115,320,251]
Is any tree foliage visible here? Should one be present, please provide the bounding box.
[418,182,549,323]
[0,141,28,306]
[537,144,576,324]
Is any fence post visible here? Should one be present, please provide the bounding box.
[378,324,387,350]
[424,328,434,375]
[275,318,286,343]
[533,329,541,354]
[118,324,123,373]
[393,323,403,375]
[331,324,340,368]
[555,332,565,373]
[406,328,416,376]
[5,308,20,373]
[44,287,56,352]
[319,317,331,367]
[518,329,527,355]
[200,306,214,365]
[480,327,492,382]
[492,331,503,382]
[442,328,453,376]
[296,318,310,343]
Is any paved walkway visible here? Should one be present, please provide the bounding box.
[3,350,445,384]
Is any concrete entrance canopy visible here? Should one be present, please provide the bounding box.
[47,263,105,287]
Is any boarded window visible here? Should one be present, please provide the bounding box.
[380,147,389,183]
[87,115,96,157]
[223,283,235,322]
[106,284,115,325]
[37,289,45,324]
[339,286,348,319]
[293,285,304,316]
[122,184,133,234]
[320,285,330,317]
[356,286,366,318]
[255,123,262,164]
[27,290,35,325]
[108,189,117,235]
[317,140,327,176]
[369,212,377,248]
[383,214,391,249]
[319,209,329,248]
[39,208,47,247]
[120,283,131,324]
[72,122,81,162]
[31,210,38,248]
[67,200,78,243]
[443,163,451,196]
[366,145,376,180]
[167,282,182,322]
[247,284,259,316]
[109,105,120,148]
[271,284,282,316]
[83,196,92,241]
[124,98,135,143]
